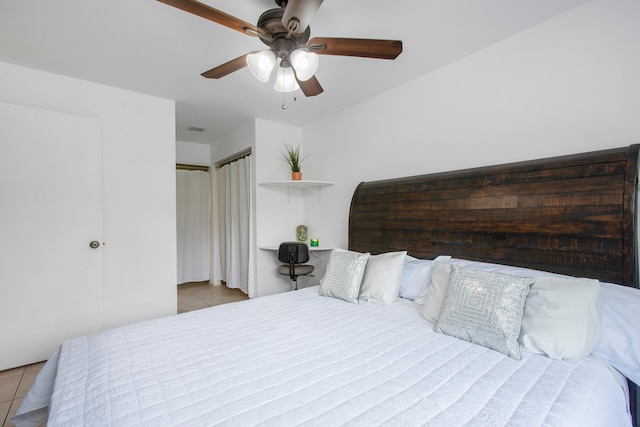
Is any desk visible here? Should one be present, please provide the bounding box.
[259,246,333,263]
[259,246,333,252]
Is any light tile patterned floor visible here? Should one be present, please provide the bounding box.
[0,282,247,426]
[0,362,45,427]
[177,281,248,313]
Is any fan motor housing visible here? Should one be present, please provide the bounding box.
[257,8,310,47]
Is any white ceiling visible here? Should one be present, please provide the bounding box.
[0,0,589,144]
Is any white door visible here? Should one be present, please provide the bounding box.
[0,103,104,370]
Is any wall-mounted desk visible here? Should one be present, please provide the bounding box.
[259,246,333,252]
[260,246,334,264]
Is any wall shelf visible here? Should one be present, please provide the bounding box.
[259,180,334,201]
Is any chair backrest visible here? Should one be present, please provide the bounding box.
[278,242,310,264]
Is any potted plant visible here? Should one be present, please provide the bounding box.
[279,143,306,180]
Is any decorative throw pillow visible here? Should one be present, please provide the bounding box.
[435,267,534,360]
[519,276,601,361]
[319,249,370,304]
[359,251,407,304]
[418,260,452,321]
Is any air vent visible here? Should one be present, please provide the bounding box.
[186,126,205,132]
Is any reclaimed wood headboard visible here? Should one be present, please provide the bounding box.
[349,145,639,287]
[349,145,639,424]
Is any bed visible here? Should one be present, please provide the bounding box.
[14,145,640,426]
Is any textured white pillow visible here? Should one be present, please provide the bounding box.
[359,251,407,304]
[319,249,370,304]
[399,256,433,300]
[435,267,534,360]
[519,276,602,361]
[594,282,640,384]
[419,260,452,322]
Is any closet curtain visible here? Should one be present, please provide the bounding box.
[176,169,211,284]
[211,155,253,295]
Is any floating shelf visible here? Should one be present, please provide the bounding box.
[259,180,334,189]
[259,180,334,201]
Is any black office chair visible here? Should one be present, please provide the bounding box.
[277,242,314,290]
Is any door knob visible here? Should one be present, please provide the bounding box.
[89,241,100,249]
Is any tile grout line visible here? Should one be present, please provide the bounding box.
[190,288,213,307]
[1,370,21,427]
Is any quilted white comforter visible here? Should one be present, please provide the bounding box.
[44,286,629,426]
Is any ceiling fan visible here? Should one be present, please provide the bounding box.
[157,0,403,97]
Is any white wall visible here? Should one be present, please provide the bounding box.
[0,61,177,329]
[210,120,255,163]
[302,0,640,250]
[176,140,211,166]
[211,118,312,297]
[254,119,306,296]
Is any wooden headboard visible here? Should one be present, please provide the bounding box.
[349,145,639,424]
[349,145,639,288]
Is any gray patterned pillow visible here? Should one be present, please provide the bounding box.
[435,266,534,359]
[319,249,370,304]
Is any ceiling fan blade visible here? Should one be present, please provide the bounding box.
[308,37,402,60]
[157,0,259,36]
[297,75,324,97]
[281,0,323,33]
[201,53,254,79]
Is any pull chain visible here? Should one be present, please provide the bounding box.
[281,91,297,110]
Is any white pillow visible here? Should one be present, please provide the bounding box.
[359,251,407,304]
[519,276,602,361]
[435,267,534,360]
[419,256,567,324]
[593,282,640,385]
[448,257,569,279]
[418,260,451,322]
[319,249,370,304]
[399,256,433,300]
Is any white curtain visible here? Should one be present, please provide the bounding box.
[176,169,210,284]
[211,155,253,295]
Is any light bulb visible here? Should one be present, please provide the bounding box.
[290,50,319,81]
[246,50,276,82]
[273,65,300,93]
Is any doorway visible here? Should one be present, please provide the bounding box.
[176,165,210,285]
[211,152,253,296]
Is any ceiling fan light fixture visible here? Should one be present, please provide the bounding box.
[290,50,319,81]
[246,50,276,82]
[273,64,300,93]
[159,0,401,97]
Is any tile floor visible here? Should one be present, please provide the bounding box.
[0,282,247,426]
[177,281,248,314]
[0,362,45,427]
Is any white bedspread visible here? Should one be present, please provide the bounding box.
[39,287,630,426]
